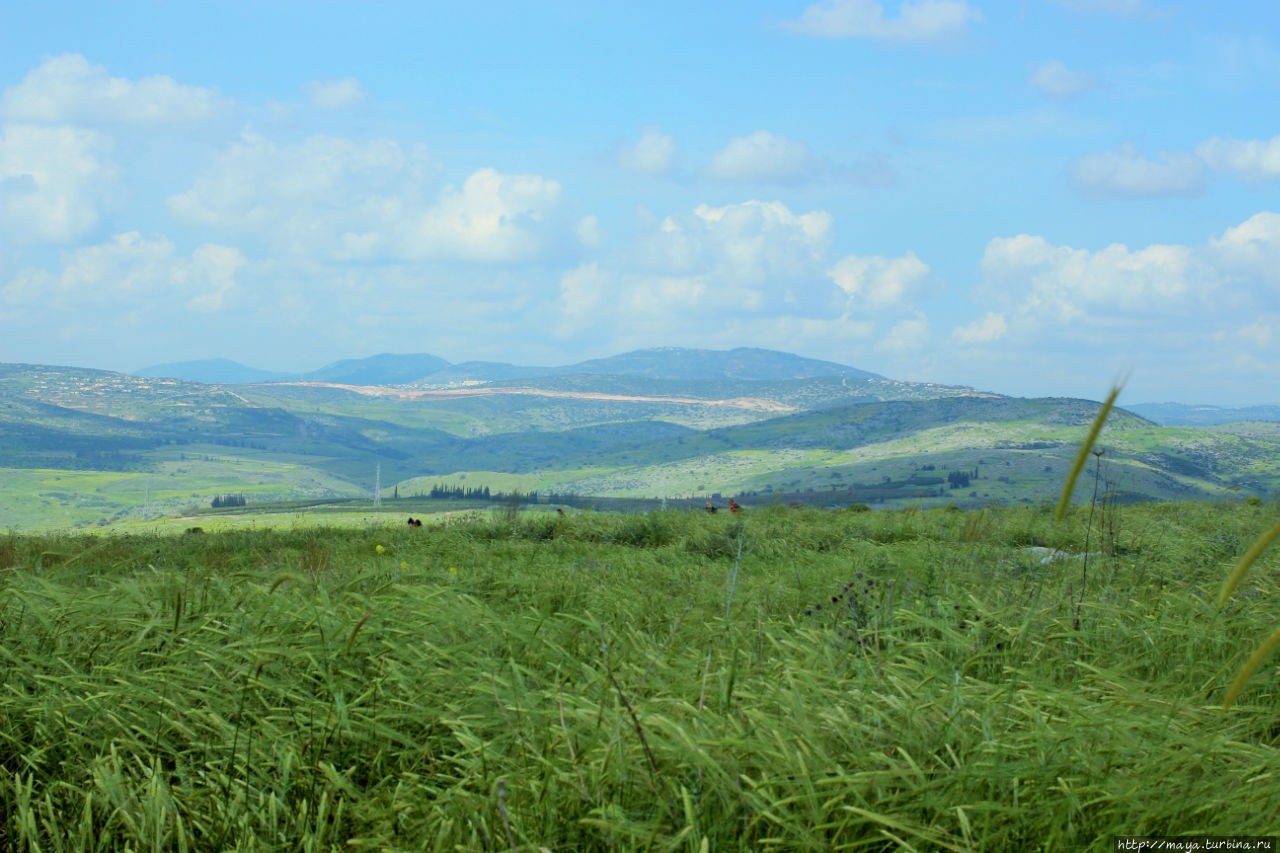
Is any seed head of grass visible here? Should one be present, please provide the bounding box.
[1223,621,1280,710]
[1219,516,1280,710]
[1218,518,1280,607]
[1055,384,1122,523]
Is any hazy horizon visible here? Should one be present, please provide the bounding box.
[3,2,1279,405]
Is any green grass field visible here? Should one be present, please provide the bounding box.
[0,446,365,532]
[3,501,1279,849]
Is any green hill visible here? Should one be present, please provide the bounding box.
[3,360,1279,529]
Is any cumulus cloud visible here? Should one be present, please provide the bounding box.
[972,212,1280,342]
[1195,135,1280,180]
[302,78,366,110]
[0,54,227,124]
[167,131,423,255]
[1068,144,1204,198]
[951,312,1008,344]
[553,199,934,359]
[1208,212,1280,292]
[981,233,1196,318]
[559,199,840,338]
[949,212,1280,398]
[878,315,931,351]
[641,200,831,286]
[706,130,822,184]
[0,123,117,243]
[3,231,245,313]
[828,251,930,309]
[780,0,980,44]
[558,262,609,320]
[167,131,566,263]
[1028,60,1095,99]
[618,126,676,176]
[1070,134,1280,198]
[408,168,564,263]
[706,130,892,187]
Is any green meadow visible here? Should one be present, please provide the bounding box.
[3,501,1279,849]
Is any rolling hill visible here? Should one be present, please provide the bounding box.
[5,351,1279,530]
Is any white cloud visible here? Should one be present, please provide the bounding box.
[951,312,1008,344]
[642,200,832,286]
[559,200,841,341]
[0,123,117,243]
[408,167,564,263]
[706,130,822,184]
[577,214,603,248]
[979,213,1280,334]
[948,214,1280,399]
[167,131,566,263]
[618,126,676,176]
[167,131,422,256]
[1208,212,1280,291]
[302,78,366,110]
[781,0,980,44]
[1069,144,1204,198]
[828,251,929,309]
[3,231,245,313]
[981,233,1195,318]
[1028,60,1095,99]
[1195,135,1280,181]
[558,262,609,319]
[555,200,934,360]
[878,315,931,351]
[0,54,227,124]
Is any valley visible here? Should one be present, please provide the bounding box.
[2,348,1278,531]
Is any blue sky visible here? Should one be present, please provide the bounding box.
[2,0,1279,404]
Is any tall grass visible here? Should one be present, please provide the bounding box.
[1055,384,1122,523]
[1,504,1278,849]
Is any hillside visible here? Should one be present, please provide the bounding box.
[133,358,293,384]
[1129,402,1280,426]
[8,504,1280,848]
[3,358,1279,530]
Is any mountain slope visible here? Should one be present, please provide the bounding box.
[304,353,451,386]
[5,360,1280,529]
[134,347,882,388]
[133,358,293,384]
[554,347,878,380]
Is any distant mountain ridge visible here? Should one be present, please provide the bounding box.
[1128,403,1280,426]
[304,353,451,386]
[132,358,293,385]
[134,347,879,386]
[555,347,879,381]
[6,359,1280,525]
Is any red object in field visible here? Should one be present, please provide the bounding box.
[729,500,740,512]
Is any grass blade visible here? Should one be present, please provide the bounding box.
[1055,385,1121,523]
